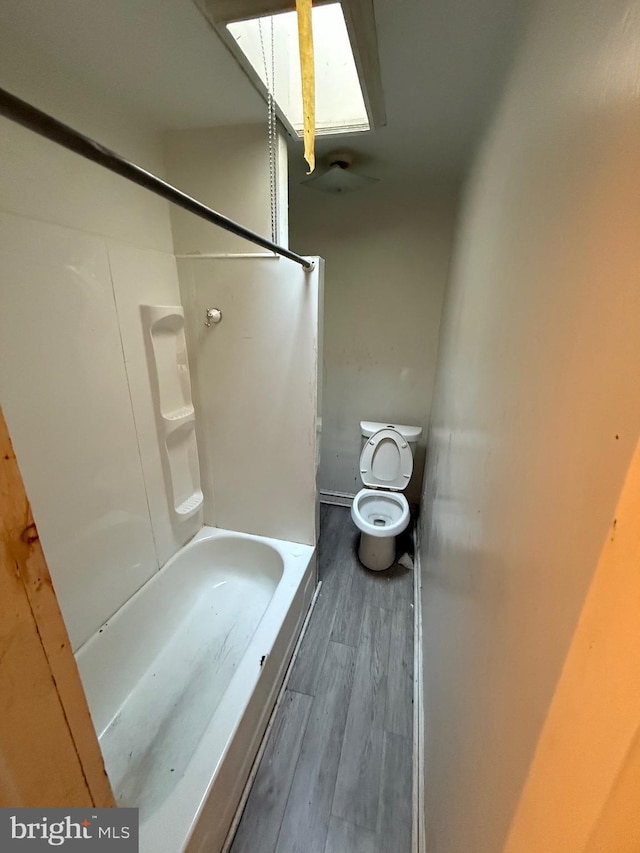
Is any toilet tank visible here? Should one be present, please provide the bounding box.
[360,420,423,455]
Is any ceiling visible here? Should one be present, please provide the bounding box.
[0,0,530,187]
[302,0,531,186]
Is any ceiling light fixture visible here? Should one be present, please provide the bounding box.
[301,152,378,195]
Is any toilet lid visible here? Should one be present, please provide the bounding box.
[359,428,413,491]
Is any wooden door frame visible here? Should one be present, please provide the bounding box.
[0,406,114,807]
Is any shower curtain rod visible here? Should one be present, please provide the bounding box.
[0,87,314,272]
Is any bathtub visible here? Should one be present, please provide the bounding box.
[75,526,316,853]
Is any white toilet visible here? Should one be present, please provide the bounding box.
[351,421,422,571]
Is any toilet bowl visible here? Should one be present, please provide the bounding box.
[351,423,421,571]
[351,488,410,571]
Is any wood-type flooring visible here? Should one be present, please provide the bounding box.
[229,504,414,853]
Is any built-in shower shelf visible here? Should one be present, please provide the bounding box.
[142,304,202,524]
[175,490,204,518]
[161,406,195,434]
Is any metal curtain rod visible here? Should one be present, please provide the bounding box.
[0,87,314,272]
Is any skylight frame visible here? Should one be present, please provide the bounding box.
[228,4,369,137]
[195,0,386,140]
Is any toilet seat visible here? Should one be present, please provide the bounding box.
[359,428,413,492]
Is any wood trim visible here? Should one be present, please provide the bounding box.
[504,435,640,851]
[0,407,115,808]
[412,524,425,853]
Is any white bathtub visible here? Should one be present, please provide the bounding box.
[76,526,315,853]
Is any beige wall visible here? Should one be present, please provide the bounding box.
[289,183,457,503]
[164,125,288,254]
[419,0,640,850]
[0,31,172,252]
[0,33,199,650]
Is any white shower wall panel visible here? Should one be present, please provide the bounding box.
[178,255,323,547]
[0,37,192,650]
[0,211,159,650]
[109,243,202,565]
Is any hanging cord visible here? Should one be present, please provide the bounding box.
[259,17,278,243]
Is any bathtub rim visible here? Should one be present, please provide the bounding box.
[77,525,315,853]
[76,527,289,738]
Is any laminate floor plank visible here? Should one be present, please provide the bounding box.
[288,507,351,695]
[323,816,378,853]
[287,580,339,696]
[377,732,413,853]
[317,504,346,582]
[229,505,415,853]
[319,508,355,589]
[331,603,392,831]
[275,641,357,853]
[384,598,414,738]
[230,690,313,853]
[364,566,410,611]
[330,550,369,647]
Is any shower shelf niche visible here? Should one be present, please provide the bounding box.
[141,304,203,521]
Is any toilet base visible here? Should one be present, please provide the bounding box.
[358,532,395,572]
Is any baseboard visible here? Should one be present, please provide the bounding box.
[413,526,425,853]
[319,489,355,507]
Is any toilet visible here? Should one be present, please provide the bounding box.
[351,421,422,571]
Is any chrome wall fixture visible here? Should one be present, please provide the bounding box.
[204,308,223,327]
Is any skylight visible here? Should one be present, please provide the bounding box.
[227,3,370,137]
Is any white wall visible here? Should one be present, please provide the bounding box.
[419,1,640,850]
[289,183,457,503]
[179,256,322,547]
[0,34,200,650]
[164,125,288,254]
[165,126,321,546]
